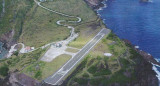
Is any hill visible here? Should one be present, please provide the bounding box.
[0,0,158,86]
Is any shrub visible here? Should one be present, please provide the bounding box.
[0,65,9,76]
[88,65,97,74]
[34,70,42,79]
[13,51,19,56]
[82,73,89,78]
[109,45,115,52]
[74,78,88,85]
[120,58,130,67]
[129,48,141,59]
[93,69,111,76]
[107,33,117,40]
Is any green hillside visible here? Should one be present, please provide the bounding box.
[0,0,157,86]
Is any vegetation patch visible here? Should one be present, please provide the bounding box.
[0,0,34,39]
[22,54,72,80]
[93,69,111,76]
[82,73,89,78]
[65,48,79,53]
[74,77,88,85]
[0,64,9,77]
[67,32,135,86]
[0,48,47,78]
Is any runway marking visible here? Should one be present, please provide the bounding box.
[44,29,110,85]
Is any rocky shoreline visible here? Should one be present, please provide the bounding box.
[0,72,40,86]
[84,0,105,10]
[0,29,16,50]
[0,29,16,58]
[85,0,159,85]
[85,0,160,65]
[123,40,160,66]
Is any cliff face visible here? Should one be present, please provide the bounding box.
[0,0,33,50]
[0,29,16,49]
[81,0,159,86]
[0,72,40,86]
[124,40,159,86]
[0,0,158,86]
[84,0,104,10]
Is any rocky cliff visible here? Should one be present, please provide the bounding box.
[0,72,40,86]
[84,0,104,10]
[0,29,16,50]
[69,0,159,86]
[0,0,159,86]
[124,40,159,86]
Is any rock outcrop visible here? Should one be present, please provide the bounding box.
[0,72,40,86]
[0,29,16,50]
[124,40,159,86]
[84,0,159,85]
[84,0,104,10]
[124,40,160,66]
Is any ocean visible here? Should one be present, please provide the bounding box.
[98,0,160,82]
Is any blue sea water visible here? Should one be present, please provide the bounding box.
[0,42,7,59]
[98,0,160,80]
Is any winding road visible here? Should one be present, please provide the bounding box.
[7,0,82,57]
[34,0,110,85]
[7,0,110,85]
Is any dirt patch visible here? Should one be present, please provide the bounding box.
[88,22,100,30]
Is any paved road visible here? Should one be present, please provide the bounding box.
[44,28,110,85]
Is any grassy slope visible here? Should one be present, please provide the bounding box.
[0,0,155,85]
[65,48,79,53]
[22,54,72,80]
[42,0,97,23]
[0,48,47,78]
[0,0,3,14]
[0,0,105,81]
[19,3,70,47]
[17,0,104,48]
[42,0,106,48]
[67,33,140,86]
[0,0,34,39]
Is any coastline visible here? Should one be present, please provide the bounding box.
[92,0,160,84]
[0,29,16,59]
[0,0,159,85]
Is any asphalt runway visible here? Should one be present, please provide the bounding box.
[44,29,110,85]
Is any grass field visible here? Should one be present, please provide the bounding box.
[0,0,33,39]
[0,0,107,81]
[0,47,48,78]
[67,33,132,86]
[18,0,101,48]
[69,21,105,48]
[22,54,72,80]
[41,0,106,49]
[19,3,70,48]
[42,0,97,23]
[65,48,79,53]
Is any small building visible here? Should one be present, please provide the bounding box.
[25,46,31,52]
